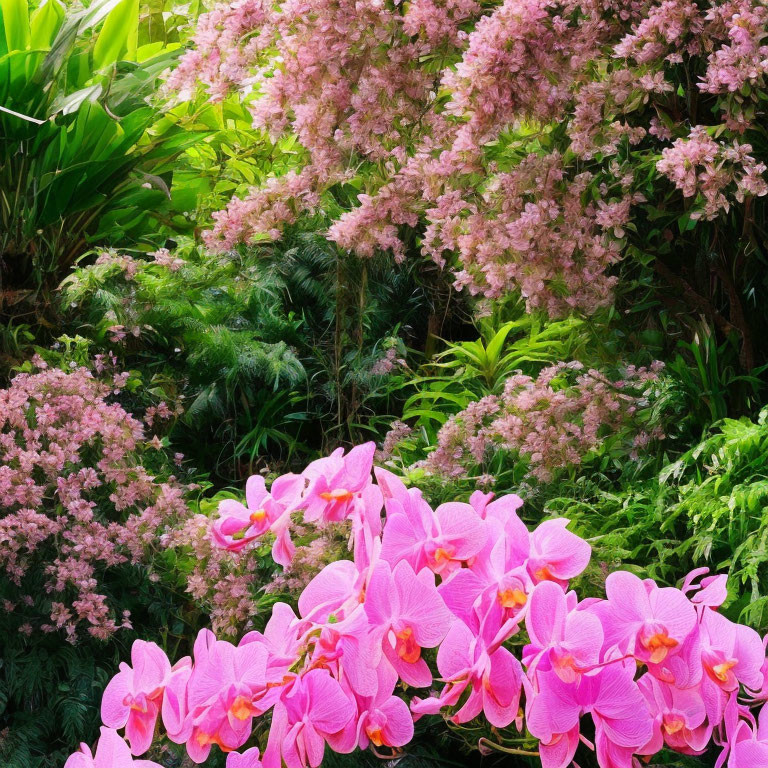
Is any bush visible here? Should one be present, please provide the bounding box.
[0,360,198,764]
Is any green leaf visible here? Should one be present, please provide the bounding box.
[0,0,30,55]
[92,0,138,70]
[29,0,63,49]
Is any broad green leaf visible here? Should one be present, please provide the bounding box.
[0,0,30,54]
[30,0,64,48]
[92,0,139,69]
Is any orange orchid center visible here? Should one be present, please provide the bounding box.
[434,547,452,563]
[230,695,256,721]
[535,566,555,582]
[366,727,386,747]
[640,631,678,663]
[320,488,354,502]
[663,715,685,735]
[249,509,267,524]
[395,626,421,664]
[711,659,738,683]
[498,587,527,609]
[196,731,222,748]
[554,653,577,672]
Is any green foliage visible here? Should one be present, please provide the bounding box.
[60,230,433,479]
[397,309,591,439]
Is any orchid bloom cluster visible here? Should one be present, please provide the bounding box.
[0,363,191,640]
[68,442,768,768]
[167,0,768,316]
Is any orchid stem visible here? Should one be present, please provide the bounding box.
[478,738,540,757]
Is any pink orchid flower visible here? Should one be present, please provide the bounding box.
[524,580,603,683]
[327,663,414,754]
[637,674,710,755]
[309,607,381,697]
[227,747,263,767]
[298,559,362,623]
[698,608,765,728]
[101,640,171,755]
[365,559,452,687]
[414,600,523,728]
[599,571,696,670]
[381,497,486,576]
[161,658,193,745]
[263,669,356,768]
[182,630,270,763]
[64,727,162,768]
[438,518,530,631]
[682,567,729,610]
[212,474,303,553]
[729,703,768,767]
[302,443,376,523]
[526,518,591,586]
[527,663,653,768]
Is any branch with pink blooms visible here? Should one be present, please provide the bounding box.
[65,443,768,768]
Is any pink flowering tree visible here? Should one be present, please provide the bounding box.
[165,0,768,371]
[66,442,768,767]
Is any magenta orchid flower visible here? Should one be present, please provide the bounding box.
[302,443,376,523]
[637,674,710,755]
[381,497,486,576]
[524,580,603,683]
[438,518,530,631]
[263,669,356,768]
[729,703,768,767]
[101,640,171,755]
[699,608,764,728]
[181,630,270,763]
[435,617,523,727]
[682,567,729,610]
[298,559,361,623]
[482,493,530,568]
[327,663,414,754]
[526,518,591,586]
[64,727,162,768]
[365,559,452,687]
[527,663,653,768]
[212,474,303,553]
[310,607,380,697]
[413,598,523,728]
[161,657,193,745]
[599,571,696,671]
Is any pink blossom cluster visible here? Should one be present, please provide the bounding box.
[94,250,140,281]
[0,366,191,640]
[167,0,768,317]
[68,442,768,768]
[657,126,768,219]
[422,361,664,482]
[421,153,629,315]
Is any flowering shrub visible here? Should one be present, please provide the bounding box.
[403,361,665,484]
[164,0,768,338]
[65,442,768,768]
[0,362,192,641]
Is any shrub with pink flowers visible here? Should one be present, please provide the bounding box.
[64,443,768,768]
[0,362,193,641]
[414,361,666,483]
